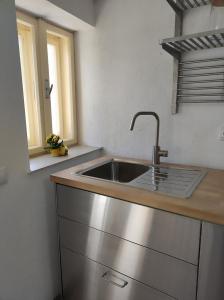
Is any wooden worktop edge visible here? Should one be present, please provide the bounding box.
[51,156,224,226]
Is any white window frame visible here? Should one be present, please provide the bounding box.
[17,11,77,156]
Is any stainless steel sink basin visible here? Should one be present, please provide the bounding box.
[79,159,207,198]
[80,159,149,183]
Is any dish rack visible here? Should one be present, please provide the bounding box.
[162,0,224,113]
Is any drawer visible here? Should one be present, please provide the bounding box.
[57,185,201,264]
[61,247,176,300]
[59,218,197,300]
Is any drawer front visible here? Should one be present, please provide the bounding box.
[198,222,224,300]
[61,248,175,300]
[60,218,197,300]
[57,185,200,264]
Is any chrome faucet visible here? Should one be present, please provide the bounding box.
[130,111,168,165]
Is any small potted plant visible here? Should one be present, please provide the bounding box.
[45,134,68,157]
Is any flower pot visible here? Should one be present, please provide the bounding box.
[50,148,61,157]
[59,146,68,156]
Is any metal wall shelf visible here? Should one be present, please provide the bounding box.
[161,29,224,59]
[167,0,210,14]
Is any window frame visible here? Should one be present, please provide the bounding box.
[17,12,45,155]
[16,11,77,156]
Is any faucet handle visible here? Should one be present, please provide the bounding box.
[159,149,168,158]
[153,146,168,165]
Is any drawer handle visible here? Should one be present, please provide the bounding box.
[102,271,128,288]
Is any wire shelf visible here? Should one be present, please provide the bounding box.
[161,29,224,59]
[167,0,210,13]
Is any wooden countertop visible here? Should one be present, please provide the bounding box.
[51,156,224,225]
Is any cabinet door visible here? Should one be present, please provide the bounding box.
[61,248,176,300]
[60,218,197,300]
[57,185,201,264]
[198,222,224,300]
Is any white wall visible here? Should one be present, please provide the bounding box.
[0,1,101,299]
[76,0,224,169]
[48,0,95,26]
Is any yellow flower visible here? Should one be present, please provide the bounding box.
[46,134,54,143]
[52,135,60,143]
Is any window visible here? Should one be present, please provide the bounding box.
[17,12,77,155]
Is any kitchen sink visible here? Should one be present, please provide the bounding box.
[80,159,149,183]
[79,159,207,198]
[78,111,207,198]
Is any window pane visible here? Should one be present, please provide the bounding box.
[18,35,31,142]
[47,31,75,142]
[17,22,42,149]
[47,43,61,136]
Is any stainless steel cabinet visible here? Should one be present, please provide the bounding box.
[57,185,201,264]
[57,185,200,300]
[60,218,197,300]
[198,222,224,300]
[61,248,176,300]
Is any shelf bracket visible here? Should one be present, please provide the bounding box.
[166,0,183,16]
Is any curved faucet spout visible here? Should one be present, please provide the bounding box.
[130,111,168,165]
[130,111,160,147]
